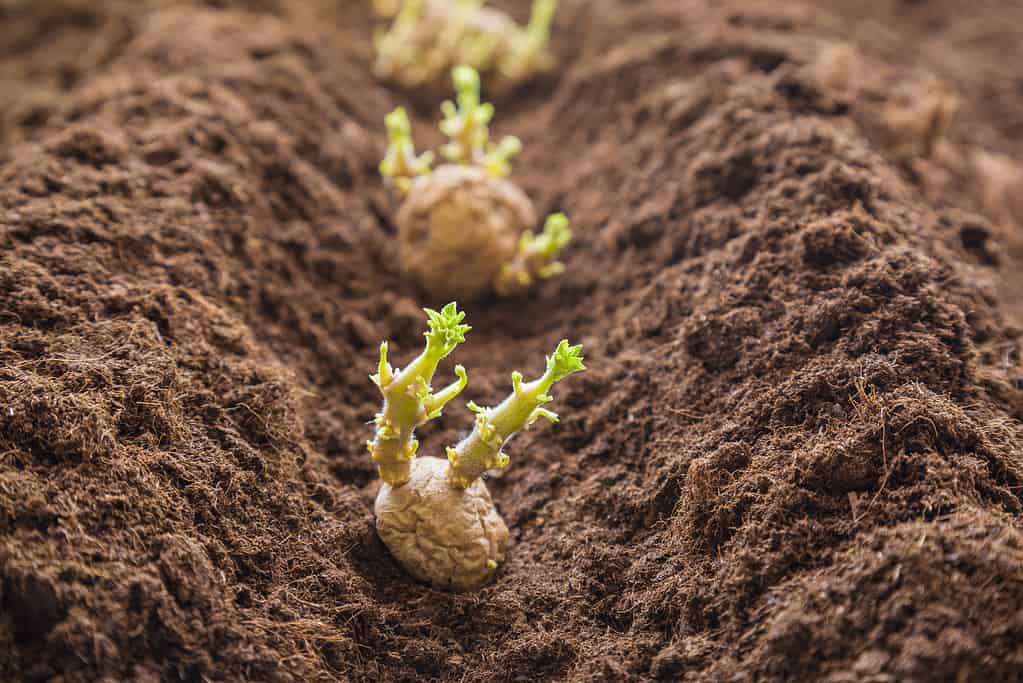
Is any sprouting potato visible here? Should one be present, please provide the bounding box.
[373,0,559,91]
[368,304,584,590]
[380,66,572,301]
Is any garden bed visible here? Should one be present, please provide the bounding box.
[2,1,1022,681]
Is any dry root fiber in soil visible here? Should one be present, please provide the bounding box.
[2,1,1023,682]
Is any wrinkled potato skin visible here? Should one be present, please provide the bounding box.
[375,456,509,591]
[398,165,536,302]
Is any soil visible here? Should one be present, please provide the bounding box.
[2,1,1023,682]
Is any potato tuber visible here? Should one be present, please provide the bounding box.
[380,66,572,301]
[373,0,558,91]
[370,307,585,590]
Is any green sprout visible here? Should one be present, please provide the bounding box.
[379,67,522,179]
[457,22,502,73]
[501,0,558,81]
[495,212,573,295]
[379,107,434,195]
[483,135,522,178]
[439,65,494,165]
[424,1,482,86]
[437,65,521,175]
[373,0,429,85]
[446,340,585,488]
[367,302,470,485]
[450,0,505,76]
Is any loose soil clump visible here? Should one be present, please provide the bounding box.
[2,1,1022,681]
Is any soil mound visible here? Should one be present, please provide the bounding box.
[2,1,1022,681]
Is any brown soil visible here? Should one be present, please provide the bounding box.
[2,1,1023,681]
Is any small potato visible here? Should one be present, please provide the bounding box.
[397,165,537,302]
[375,456,509,591]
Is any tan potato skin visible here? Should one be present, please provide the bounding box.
[375,456,510,591]
[397,165,537,302]
[373,1,522,93]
